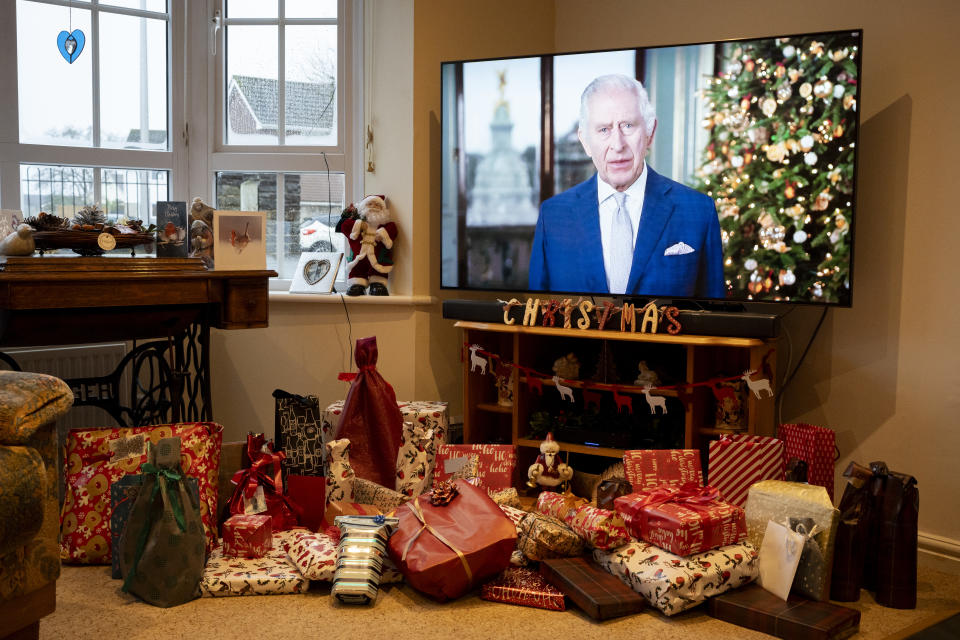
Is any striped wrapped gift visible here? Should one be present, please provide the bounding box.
[707,435,785,508]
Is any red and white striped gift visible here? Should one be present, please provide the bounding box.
[707,435,785,507]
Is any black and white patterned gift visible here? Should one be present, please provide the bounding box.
[273,389,324,476]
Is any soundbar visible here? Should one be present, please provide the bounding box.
[442,299,780,339]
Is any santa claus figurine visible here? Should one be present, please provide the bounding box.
[335,195,398,296]
[527,432,574,489]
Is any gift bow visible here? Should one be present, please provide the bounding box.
[232,439,286,500]
[633,483,721,510]
[401,497,473,583]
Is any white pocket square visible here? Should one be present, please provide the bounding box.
[664,242,695,256]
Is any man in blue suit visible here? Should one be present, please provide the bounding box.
[528,74,725,298]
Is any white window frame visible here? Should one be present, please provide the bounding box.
[203,0,363,286]
[0,0,187,211]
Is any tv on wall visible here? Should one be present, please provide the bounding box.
[440,29,861,306]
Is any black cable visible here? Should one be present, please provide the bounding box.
[339,293,353,372]
[780,305,828,395]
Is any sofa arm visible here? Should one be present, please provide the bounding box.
[0,371,73,444]
[0,446,46,558]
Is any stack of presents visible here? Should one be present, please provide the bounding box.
[54,337,919,638]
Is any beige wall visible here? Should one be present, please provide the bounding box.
[213,0,960,554]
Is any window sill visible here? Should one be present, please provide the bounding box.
[269,291,437,306]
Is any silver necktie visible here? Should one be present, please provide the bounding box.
[609,191,633,293]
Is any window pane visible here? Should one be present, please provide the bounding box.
[20,165,94,217]
[101,168,169,222]
[99,13,168,149]
[285,26,337,146]
[216,172,279,271]
[553,50,635,193]
[285,0,336,19]
[226,26,279,145]
[462,58,540,290]
[17,1,93,146]
[99,0,167,12]
[227,0,276,19]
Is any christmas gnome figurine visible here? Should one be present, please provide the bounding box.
[527,432,573,489]
[335,195,398,296]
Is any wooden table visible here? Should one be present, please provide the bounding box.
[0,256,276,426]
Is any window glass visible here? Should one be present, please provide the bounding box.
[284,25,338,146]
[19,165,95,218]
[99,0,166,12]
[285,0,336,19]
[227,0,276,19]
[101,168,169,221]
[225,25,280,145]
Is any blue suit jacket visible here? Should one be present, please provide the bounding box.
[528,168,725,298]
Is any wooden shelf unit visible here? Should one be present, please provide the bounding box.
[458,321,777,461]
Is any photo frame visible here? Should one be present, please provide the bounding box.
[212,210,267,270]
[289,252,343,294]
[155,201,189,258]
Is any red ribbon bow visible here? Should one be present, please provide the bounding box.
[231,436,286,500]
[634,482,721,510]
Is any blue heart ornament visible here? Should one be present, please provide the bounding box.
[57,29,85,64]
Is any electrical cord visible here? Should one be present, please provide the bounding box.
[339,293,354,372]
[776,305,828,430]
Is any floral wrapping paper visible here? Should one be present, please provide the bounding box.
[564,504,630,550]
[223,514,273,559]
[434,444,517,492]
[352,477,410,512]
[395,421,436,498]
[200,535,309,597]
[481,567,566,611]
[535,491,588,521]
[60,422,223,564]
[593,540,759,615]
[623,449,704,491]
[614,486,746,556]
[282,529,403,583]
[516,511,584,562]
[489,487,522,509]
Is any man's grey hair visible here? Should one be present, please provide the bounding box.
[579,74,657,138]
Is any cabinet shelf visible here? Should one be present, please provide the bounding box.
[517,438,624,459]
[476,402,512,414]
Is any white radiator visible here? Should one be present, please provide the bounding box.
[3,342,130,431]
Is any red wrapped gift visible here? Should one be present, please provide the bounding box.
[779,424,836,500]
[614,483,746,556]
[287,474,326,531]
[387,479,517,602]
[623,449,704,490]
[334,337,404,488]
[222,514,273,558]
[434,444,517,491]
[481,567,566,611]
[708,435,786,508]
[228,434,300,530]
[563,504,630,550]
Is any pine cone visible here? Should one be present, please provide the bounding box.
[74,204,108,227]
[430,480,459,506]
[24,211,70,230]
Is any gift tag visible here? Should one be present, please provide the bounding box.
[244,485,268,515]
[110,434,146,461]
[443,456,470,474]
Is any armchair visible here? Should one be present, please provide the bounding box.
[0,371,73,639]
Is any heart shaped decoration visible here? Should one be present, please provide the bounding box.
[57,29,86,64]
[303,259,331,285]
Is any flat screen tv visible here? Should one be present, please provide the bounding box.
[440,29,861,306]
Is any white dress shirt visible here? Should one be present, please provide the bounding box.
[597,165,648,293]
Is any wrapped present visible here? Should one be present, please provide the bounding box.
[539,556,645,620]
[286,474,325,531]
[481,567,566,611]
[789,517,828,601]
[273,389,324,477]
[707,434,786,507]
[61,422,223,564]
[498,503,527,530]
[395,421,436,498]
[434,444,517,492]
[623,449,704,491]
[284,529,403,583]
[223,514,273,559]
[332,515,401,605]
[200,534,308,597]
[779,424,836,500]
[564,504,629,550]
[745,480,838,601]
[118,438,206,607]
[325,438,355,504]
[228,433,299,530]
[708,583,861,640]
[535,490,588,521]
[110,474,199,579]
[489,487,521,508]
[387,479,516,602]
[614,484,746,556]
[593,540,759,615]
[515,511,584,562]
[353,477,410,512]
[831,461,918,609]
[324,501,381,527]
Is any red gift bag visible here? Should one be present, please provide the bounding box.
[334,336,404,488]
[779,424,836,500]
[707,435,785,508]
[229,434,300,530]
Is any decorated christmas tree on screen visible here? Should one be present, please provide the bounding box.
[693,32,860,303]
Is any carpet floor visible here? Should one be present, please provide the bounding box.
[42,564,960,640]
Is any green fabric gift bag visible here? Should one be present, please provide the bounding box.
[118,437,206,607]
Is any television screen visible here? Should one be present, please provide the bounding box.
[440,29,861,305]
